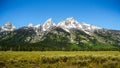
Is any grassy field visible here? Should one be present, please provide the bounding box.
[0,51,120,68]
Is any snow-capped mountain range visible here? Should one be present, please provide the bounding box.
[0,17,102,35]
[0,17,120,51]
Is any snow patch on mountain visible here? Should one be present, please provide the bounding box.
[35,24,41,28]
[1,21,16,32]
[81,22,101,31]
[57,17,82,29]
[28,23,33,27]
[34,24,42,33]
[42,18,54,31]
[57,17,83,32]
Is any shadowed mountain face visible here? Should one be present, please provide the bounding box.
[0,18,120,51]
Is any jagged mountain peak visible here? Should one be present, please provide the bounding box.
[81,22,102,30]
[65,17,78,24]
[46,18,52,22]
[42,18,54,31]
[66,17,74,21]
[58,17,77,26]
[28,23,33,27]
[1,21,16,31]
[57,17,83,32]
[43,18,53,25]
[5,21,12,26]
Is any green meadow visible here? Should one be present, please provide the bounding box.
[0,51,120,68]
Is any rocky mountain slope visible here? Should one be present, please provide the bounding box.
[0,18,120,51]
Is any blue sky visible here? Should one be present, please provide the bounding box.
[0,0,120,30]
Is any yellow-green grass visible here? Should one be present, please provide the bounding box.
[0,51,120,68]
